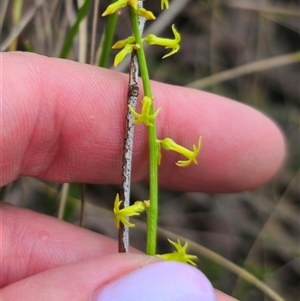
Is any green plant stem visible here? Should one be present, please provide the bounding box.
[130,9,158,256]
[12,0,23,25]
[59,0,93,59]
[98,0,118,67]
[9,0,23,51]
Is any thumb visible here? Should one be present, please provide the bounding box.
[93,260,217,301]
[2,254,217,301]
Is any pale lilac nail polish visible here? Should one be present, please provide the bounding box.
[93,261,217,301]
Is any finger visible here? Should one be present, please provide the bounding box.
[0,203,237,301]
[1,203,119,288]
[2,256,223,301]
[1,52,285,192]
[215,290,239,301]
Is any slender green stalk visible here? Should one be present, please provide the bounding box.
[59,0,93,59]
[57,183,70,220]
[9,0,23,51]
[130,9,158,255]
[98,0,118,67]
[77,0,88,63]
[89,0,100,64]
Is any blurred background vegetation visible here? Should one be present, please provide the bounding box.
[1,0,299,300]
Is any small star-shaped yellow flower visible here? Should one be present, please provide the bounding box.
[143,24,180,59]
[159,136,202,167]
[157,239,197,266]
[128,96,161,127]
[113,194,149,228]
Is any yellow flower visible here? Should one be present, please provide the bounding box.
[143,24,180,59]
[128,0,138,10]
[113,43,140,67]
[136,8,156,20]
[113,194,149,228]
[102,0,138,17]
[157,239,197,266]
[112,36,135,49]
[102,0,128,17]
[159,136,202,167]
[128,96,161,126]
[161,0,169,10]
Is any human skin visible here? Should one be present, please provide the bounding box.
[0,52,285,300]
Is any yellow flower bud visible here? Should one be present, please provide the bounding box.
[114,44,134,67]
[161,0,169,10]
[102,0,128,17]
[112,36,136,49]
[128,0,138,10]
[136,8,156,20]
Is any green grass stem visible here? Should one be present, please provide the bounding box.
[60,0,93,59]
[98,0,119,67]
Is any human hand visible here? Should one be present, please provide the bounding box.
[1,52,285,300]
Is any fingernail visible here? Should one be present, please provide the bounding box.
[93,261,217,301]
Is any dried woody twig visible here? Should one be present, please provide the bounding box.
[119,1,146,252]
